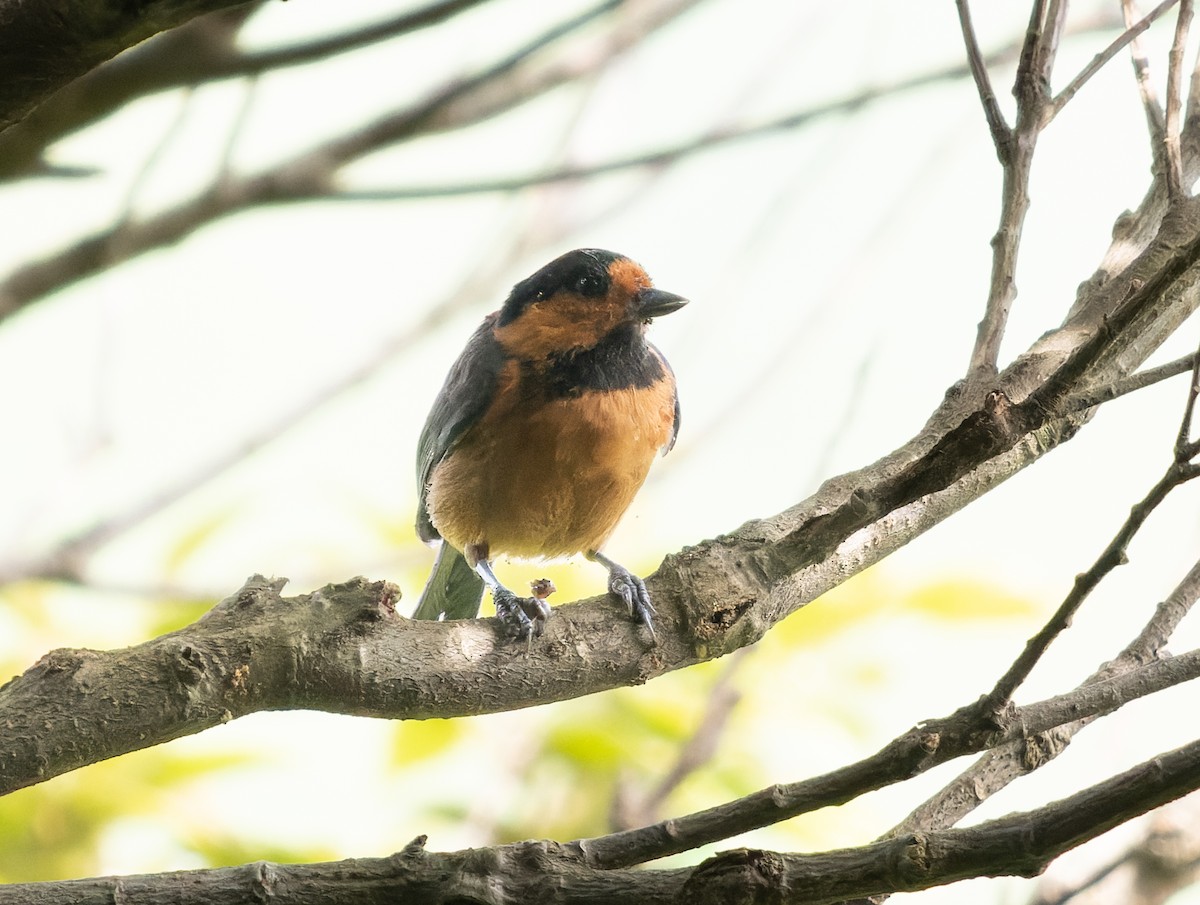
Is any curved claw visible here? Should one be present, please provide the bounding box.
[606,564,657,643]
[494,589,551,641]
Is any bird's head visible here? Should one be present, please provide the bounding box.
[494,248,687,358]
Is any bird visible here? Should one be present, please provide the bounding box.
[412,248,687,641]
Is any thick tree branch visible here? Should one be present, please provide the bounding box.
[3,736,1200,905]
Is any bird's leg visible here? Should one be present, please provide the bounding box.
[467,543,550,640]
[587,550,656,642]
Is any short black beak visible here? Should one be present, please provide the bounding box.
[635,287,689,319]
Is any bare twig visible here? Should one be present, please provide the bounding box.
[1068,350,1198,410]
[583,645,1200,870]
[1046,0,1180,125]
[0,0,492,180]
[1125,0,1170,172]
[966,0,1069,382]
[956,0,1012,161]
[0,0,701,322]
[980,464,1193,706]
[985,335,1200,711]
[889,553,1200,841]
[1167,1,1195,199]
[1175,332,1200,456]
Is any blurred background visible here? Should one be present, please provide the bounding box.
[3,1,1200,901]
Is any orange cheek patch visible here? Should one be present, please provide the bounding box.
[494,295,623,358]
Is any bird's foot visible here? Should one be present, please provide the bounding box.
[494,588,551,641]
[605,563,657,642]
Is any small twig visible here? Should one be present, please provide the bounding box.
[1166,1,1194,199]
[1068,350,1197,410]
[1046,0,1180,125]
[984,441,1200,712]
[1017,0,1052,96]
[966,0,1072,383]
[956,0,1012,162]
[1123,0,1170,168]
[887,552,1200,845]
[579,644,1200,870]
[1176,333,1200,457]
[1021,0,1068,109]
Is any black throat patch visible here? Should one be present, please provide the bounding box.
[528,323,664,399]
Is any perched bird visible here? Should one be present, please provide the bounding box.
[413,248,687,640]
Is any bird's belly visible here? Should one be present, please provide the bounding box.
[426,386,673,558]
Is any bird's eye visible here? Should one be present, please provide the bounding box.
[575,274,601,295]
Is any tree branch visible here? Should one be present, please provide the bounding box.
[956,0,1012,162]
[1068,350,1197,410]
[0,0,700,323]
[965,0,1068,381]
[1045,0,1180,125]
[4,735,1200,904]
[0,0,499,181]
[0,0,256,137]
[887,548,1200,841]
[1166,1,1195,199]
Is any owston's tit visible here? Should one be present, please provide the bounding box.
[413,248,687,640]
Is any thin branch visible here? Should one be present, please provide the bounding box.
[956,0,1012,162]
[0,0,700,323]
[982,465,1199,710]
[232,0,492,76]
[1175,332,1200,456]
[965,0,1069,382]
[0,0,493,180]
[4,715,1200,904]
[1046,0,1180,125]
[0,11,1125,317]
[1166,1,1194,199]
[1124,0,1171,176]
[586,644,1200,871]
[888,552,1200,840]
[1068,350,1197,410]
[984,337,1200,711]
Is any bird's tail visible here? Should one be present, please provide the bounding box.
[412,542,485,621]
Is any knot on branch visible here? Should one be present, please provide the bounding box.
[895,832,932,881]
[679,848,786,905]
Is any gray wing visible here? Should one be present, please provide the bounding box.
[415,315,505,542]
